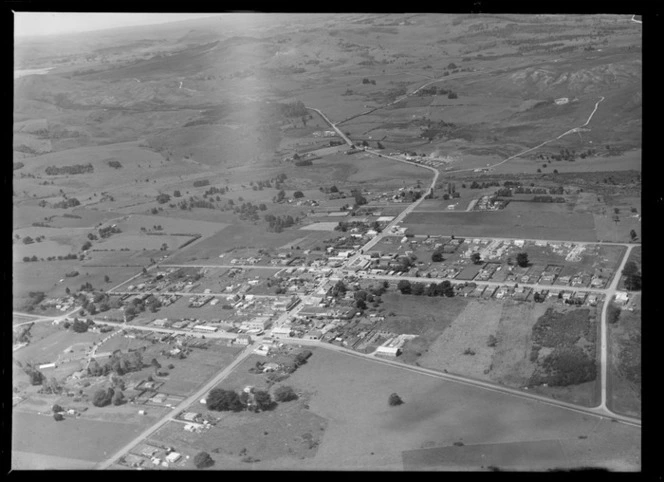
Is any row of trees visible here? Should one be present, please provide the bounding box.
[397,279,455,297]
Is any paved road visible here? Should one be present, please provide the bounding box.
[112,290,283,299]
[96,342,255,470]
[599,244,634,411]
[354,272,612,295]
[406,234,634,248]
[343,151,440,267]
[160,264,282,270]
[13,307,82,327]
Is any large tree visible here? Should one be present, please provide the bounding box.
[253,390,275,411]
[193,451,214,469]
[470,252,482,264]
[92,387,114,407]
[207,388,244,412]
[516,252,529,268]
[388,393,404,406]
[397,280,412,294]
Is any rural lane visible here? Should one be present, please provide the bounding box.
[599,244,634,411]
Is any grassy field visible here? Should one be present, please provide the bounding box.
[378,293,469,364]
[607,297,641,418]
[13,327,104,366]
[404,210,598,241]
[417,299,503,380]
[593,214,640,243]
[13,261,138,309]
[167,224,315,263]
[12,410,161,464]
[156,346,243,397]
[488,301,549,389]
[237,346,640,470]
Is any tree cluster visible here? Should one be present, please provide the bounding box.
[45,163,93,176]
[53,198,81,209]
[622,261,642,291]
[397,279,455,297]
[88,350,144,377]
[264,214,296,233]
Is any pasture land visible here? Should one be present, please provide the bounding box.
[593,214,640,243]
[13,261,139,309]
[13,327,104,367]
[168,224,317,263]
[379,293,469,364]
[416,300,503,380]
[281,347,639,470]
[607,299,641,418]
[12,410,160,465]
[155,346,244,397]
[404,210,598,241]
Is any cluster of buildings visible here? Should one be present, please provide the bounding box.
[122,444,185,469]
[41,295,77,312]
[474,195,507,211]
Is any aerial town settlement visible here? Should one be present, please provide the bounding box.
[12,13,641,471]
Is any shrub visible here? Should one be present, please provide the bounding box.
[274,385,298,402]
[388,393,404,406]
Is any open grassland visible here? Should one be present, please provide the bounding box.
[11,410,159,465]
[379,293,469,364]
[149,398,327,470]
[489,301,549,388]
[416,300,503,380]
[265,347,638,470]
[404,210,598,241]
[13,328,104,366]
[13,261,138,309]
[156,346,243,397]
[167,224,317,263]
[12,450,96,470]
[593,214,640,243]
[607,299,641,418]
